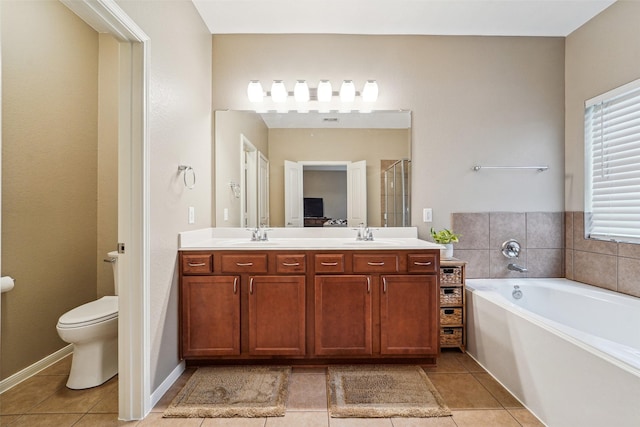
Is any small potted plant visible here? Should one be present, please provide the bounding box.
[430,227,461,259]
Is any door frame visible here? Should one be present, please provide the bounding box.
[59,0,150,420]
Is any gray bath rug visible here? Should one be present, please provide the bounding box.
[327,365,451,418]
[163,366,290,418]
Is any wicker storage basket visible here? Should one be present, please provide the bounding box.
[440,287,463,305]
[440,327,463,346]
[440,308,463,326]
[440,266,462,284]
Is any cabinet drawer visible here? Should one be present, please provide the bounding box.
[440,286,463,305]
[221,254,268,273]
[407,254,438,273]
[440,266,462,284]
[182,254,213,274]
[353,254,398,273]
[276,254,306,273]
[314,254,345,273]
[441,327,463,347]
[440,307,463,326]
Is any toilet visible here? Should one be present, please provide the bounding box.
[56,251,119,389]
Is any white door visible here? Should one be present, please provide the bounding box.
[241,135,258,228]
[347,160,367,227]
[258,152,269,226]
[284,160,304,227]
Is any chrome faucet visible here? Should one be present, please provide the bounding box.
[249,224,269,241]
[508,263,528,273]
[355,223,374,241]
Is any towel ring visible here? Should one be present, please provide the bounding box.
[178,165,196,190]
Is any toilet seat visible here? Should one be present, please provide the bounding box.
[57,296,118,329]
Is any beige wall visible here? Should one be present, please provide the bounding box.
[304,170,347,220]
[267,128,409,227]
[211,34,566,238]
[97,34,120,297]
[116,0,213,391]
[1,0,99,379]
[214,110,268,227]
[565,0,640,212]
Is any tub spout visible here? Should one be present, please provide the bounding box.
[508,263,528,273]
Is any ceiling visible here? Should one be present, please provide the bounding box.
[192,0,616,37]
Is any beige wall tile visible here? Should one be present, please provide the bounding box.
[527,249,563,278]
[619,243,640,260]
[572,213,617,255]
[490,250,528,279]
[565,249,574,280]
[565,212,574,249]
[573,251,617,291]
[489,213,526,251]
[453,250,490,279]
[452,213,489,250]
[617,257,640,298]
[526,212,563,248]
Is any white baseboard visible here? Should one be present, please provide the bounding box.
[0,344,73,393]
[150,360,185,409]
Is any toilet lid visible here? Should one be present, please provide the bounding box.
[57,296,118,328]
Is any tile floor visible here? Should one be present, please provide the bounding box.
[0,350,544,426]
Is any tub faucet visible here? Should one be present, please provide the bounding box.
[508,263,528,273]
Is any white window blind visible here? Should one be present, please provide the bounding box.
[584,78,640,244]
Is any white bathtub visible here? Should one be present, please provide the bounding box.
[466,278,640,427]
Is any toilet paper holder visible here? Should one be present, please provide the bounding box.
[1,276,15,293]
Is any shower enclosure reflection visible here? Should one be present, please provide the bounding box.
[382,159,411,227]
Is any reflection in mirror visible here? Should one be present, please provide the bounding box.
[214,110,411,228]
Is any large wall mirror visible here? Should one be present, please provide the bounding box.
[214,110,411,228]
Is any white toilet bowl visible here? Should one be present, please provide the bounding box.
[56,251,119,389]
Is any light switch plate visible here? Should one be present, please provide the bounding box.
[188,206,195,224]
[423,208,433,222]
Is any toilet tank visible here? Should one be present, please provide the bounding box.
[107,251,119,296]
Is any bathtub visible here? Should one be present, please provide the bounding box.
[465,278,640,427]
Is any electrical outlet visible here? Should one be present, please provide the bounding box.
[423,208,433,223]
[188,206,195,224]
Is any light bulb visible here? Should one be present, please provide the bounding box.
[271,80,287,103]
[247,80,264,103]
[294,80,310,102]
[317,80,332,102]
[362,80,378,102]
[340,80,356,102]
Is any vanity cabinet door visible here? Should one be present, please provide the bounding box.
[380,275,439,355]
[248,275,306,356]
[180,275,240,357]
[314,275,372,356]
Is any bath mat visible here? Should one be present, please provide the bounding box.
[327,365,451,418]
[163,366,290,418]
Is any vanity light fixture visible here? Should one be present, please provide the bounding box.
[294,80,310,102]
[339,80,356,102]
[270,80,288,103]
[247,80,264,103]
[246,79,379,109]
[362,80,379,102]
[317,80,333,102]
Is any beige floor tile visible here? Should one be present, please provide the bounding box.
[422,351,468,373]
[454,353,485,373]
[427,374,501,409]
[89,385,120,413]
[507,408,545,426]
[8,413,83,427]
[472,373,522,408]
[36,355,73,376]
[200,417,266,426]
[329,417,393,427]
[286,373,327,410]
[266,411,328,427]
[389,416,457,426]
[138,412,203,426]
[0,414,21,425]
[451,409,520,427]
[29,376,118,414]
[75,413,139,426]
[0,375,67,415]
[152,368,197,413]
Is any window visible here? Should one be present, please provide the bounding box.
[584,78,640,244]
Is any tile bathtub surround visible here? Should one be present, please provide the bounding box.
[0,352,544,426]
[566,211,640,298]
[452,212,564,279]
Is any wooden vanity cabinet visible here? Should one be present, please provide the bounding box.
[179,248,440,362]
[314,275,372,356]
[181,275,240,357]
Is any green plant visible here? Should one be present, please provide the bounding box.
[430,227,460,244]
